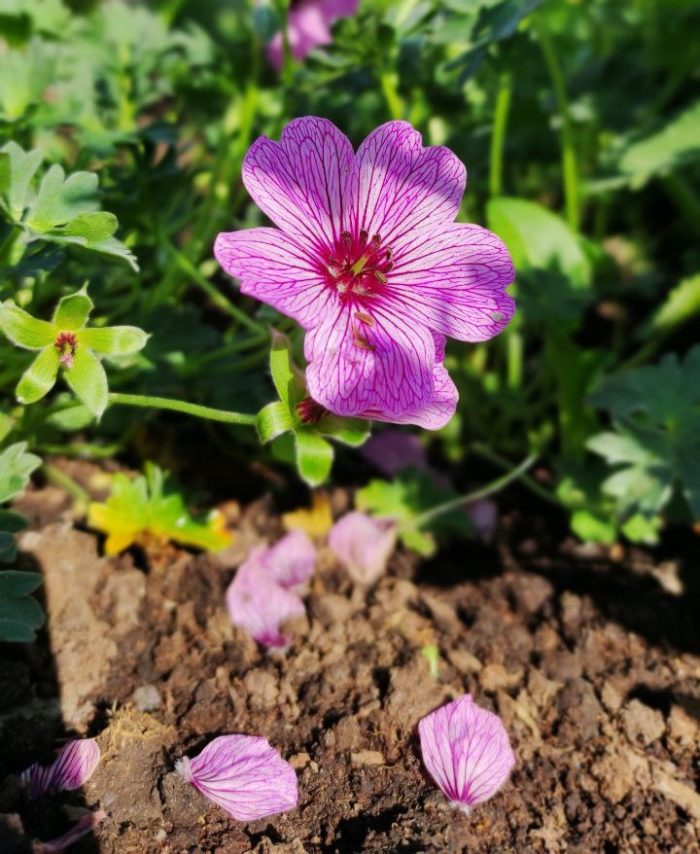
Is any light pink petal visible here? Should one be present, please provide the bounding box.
[21,739,101,800]
[467,499,497,542]
[352,121,465,247]
[214,227,333,329]
[267,0,358,69]
[304,300,436,423]
[328,511,397,585]
[176,735,298,822]
[389,223,515,342]
[361,430,429,476]
[383,356,457,430]
[32,810,107,854]
[242,117,356,254]
[260,530,316,591]
[226,560,305,648]
[418,694,515,812]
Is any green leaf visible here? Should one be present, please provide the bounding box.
[0,442,41,503]
[269,330,305,407]
[257,400,295,444]
[16,345,60,404]
[0,141,43,221]
[620,514,662,546]
[47,212,139,272]
[0,532,16,562]
[319,415,371,447]
[0,570,42,597]
[487,196,591,288]
[0,596,44,629]
[570,510,617,545]
[52,290,94,331]
[0,301,56,350]
[79,325,149,355]
[294,429,334,487]
[0,510,27,533]
[25,164,99,231]
[64,347,108,419]
[619,100,700,188]
[649,274,700,334]
[0,617,39,643]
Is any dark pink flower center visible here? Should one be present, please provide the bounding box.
[320,229,394,304]
[54,331,78,368]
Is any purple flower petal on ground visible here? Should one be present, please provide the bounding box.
[267,0,359,70]
[21,739,101,800]
[226,560,305,648]
[467,499,497,542]
[328,511,397,585]
[32,810,107,854]
[418,694,515,813]
[215,117,514,429]
[259,529,316,591]
[176,735,298,821]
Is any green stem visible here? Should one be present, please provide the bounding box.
[379,70,404,120]
[43,463,90,506]
[662,174,700,238]
[414,452,538,528]
[534,17,580,232]
[108,392,257,427]
[489,72,512,197]
[471,443,559,505]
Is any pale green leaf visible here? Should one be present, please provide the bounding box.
[0,442,41,503]
[269,329,305,406]
[16,345,60,404]
[650,274,700,334]
[295,429,334,487]
[256,400,295,444]
[0,301,56,349]
[79,325,149,355]
[0,141,43,221]
[320,415,371,447]
[64,347,108,419]
[52,290,94,331]
[25,164,99,231]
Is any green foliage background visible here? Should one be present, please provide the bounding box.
[0,0,699,594]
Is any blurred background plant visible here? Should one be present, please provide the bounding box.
[0,0,698,595]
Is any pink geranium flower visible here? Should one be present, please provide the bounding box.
[418,694,515,813]
[215,117,514,429]
[267,0,359,70]
[176,735,298,821]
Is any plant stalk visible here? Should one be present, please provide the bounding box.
[107,393,257,426]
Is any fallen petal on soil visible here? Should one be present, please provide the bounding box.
[21,739,101,800]
[176,735,298,821]
[328,511,397,585]
[418,694,515,813]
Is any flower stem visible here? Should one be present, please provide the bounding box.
[379,70,404,120]
[43,463,90,508]
[489,71,512,198]
[534,17,581,232]
[107,393,257,427]
[413,452,538,528]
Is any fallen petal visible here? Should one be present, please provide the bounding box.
[467,499,498,542]
[361,431,428,476]
[176,735,298,821]
[32,809,107,853]
[260,529,316,591]
[418,694,515,813]
[328,511,396,585]
[21,739,101,800]
[226,560,305,648]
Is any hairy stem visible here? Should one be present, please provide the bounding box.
[108,393,257,427]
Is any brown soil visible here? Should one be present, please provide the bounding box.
[1,468,699,853]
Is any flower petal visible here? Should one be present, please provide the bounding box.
[32,809,107,854]
[260,530,316,591]
[176,735,298,822]
[389,223,515,342]
[226,559,305,648]
[361,431,429,476]
[418,695,515,811]
[21,739,101,800]
[304,300,435,423]
[242,117,356,253]
[353,122,465,247]
[214,227,333,330]
[267,0,359,70]
[328,511,396,585]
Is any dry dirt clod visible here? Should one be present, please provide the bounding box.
[621,699,666,746]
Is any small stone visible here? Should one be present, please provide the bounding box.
[600,681,624,713]
[289,752,310,770]
[132,684,161,712]
[621,699,665,746]
[308,593,354,627]
[446,648,482,674]
[480,663,522,692]
[351,750,384,767]
[667,704,699,749]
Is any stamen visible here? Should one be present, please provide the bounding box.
[370,234,381,249]
[341,231,352,247]
[353,327,375,351]
[374,270,387,284]
[355,311,375,326]
[385,248,393,261]
[350,253,371,276]
[384,262,394,273]
[359,229,368,245]
[54,331,78,369]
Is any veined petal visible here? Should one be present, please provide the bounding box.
[267,0,359,70]
[387,358,458,431]
[304,301,435,423]
[20,739,101,799]
[226,560,305,649]
[242,117,356,253]
[389,223,515,342]
[214,227,333,330]
[353,122,465,247]
[418,695,515,811]
[328,511,396,585]
[176,735,298,822]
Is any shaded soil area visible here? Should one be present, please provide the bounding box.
[1,469,699,853]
